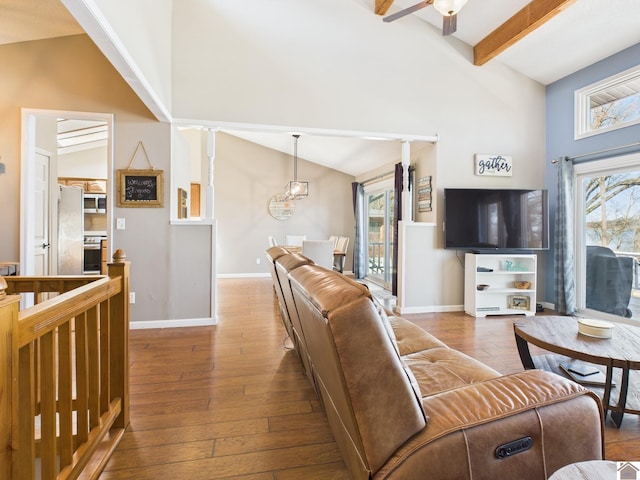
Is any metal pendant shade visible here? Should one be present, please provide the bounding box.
[284,134,308,200]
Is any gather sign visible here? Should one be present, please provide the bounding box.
[474,154,512,177]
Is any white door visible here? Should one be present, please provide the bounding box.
[365,181,395,289]
[575,154,640,322]
[34,151,52,275]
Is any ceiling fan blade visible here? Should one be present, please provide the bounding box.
[442,13,457,35]
[383,0,433,23]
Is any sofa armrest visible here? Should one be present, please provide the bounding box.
[374,370,604,480]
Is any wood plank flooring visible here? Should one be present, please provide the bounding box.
[100,278,640,479]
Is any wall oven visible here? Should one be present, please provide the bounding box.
[83,234,105,274]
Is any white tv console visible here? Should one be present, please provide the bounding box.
[464,253,537,317]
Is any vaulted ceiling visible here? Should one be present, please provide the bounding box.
[2,0,638,176]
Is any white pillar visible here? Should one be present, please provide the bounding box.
[205,129,215,220]
[401,140,412,222]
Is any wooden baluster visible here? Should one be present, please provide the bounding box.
[0,291,19,478]
[75,313,89,445]
[87,305,100,429]
[58,321,74,471]
[108,249,130,429]
[99,300,111,415]
[16,342,35,479]
[40,329,57,478]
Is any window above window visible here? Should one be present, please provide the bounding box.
[575,65,640,140]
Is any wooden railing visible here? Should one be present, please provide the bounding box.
[0,250,130,480]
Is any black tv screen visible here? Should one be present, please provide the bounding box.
[444,188,549,250]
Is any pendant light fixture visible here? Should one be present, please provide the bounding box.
[284,134,308,200]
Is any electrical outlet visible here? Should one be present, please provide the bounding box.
[256,257,261,265]
[129,292,135,304]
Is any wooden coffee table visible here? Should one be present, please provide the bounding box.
[513,316,640,427]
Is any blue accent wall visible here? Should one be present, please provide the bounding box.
[544,43,640,303]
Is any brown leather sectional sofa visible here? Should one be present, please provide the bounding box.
[265,246,605,480]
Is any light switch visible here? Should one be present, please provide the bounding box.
[116,218,126,230]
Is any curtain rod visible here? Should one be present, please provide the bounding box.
[551,140,640,163]
[361,170,394,186]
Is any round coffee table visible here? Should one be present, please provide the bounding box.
[548,460,616,479]
[513,316,640,427]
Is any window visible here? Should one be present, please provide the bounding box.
[575,153,640,323]
[575,65,640,139]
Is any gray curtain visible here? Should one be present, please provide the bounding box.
[554,156,576,314]
[351,182,366,279]
[392,163,402,295]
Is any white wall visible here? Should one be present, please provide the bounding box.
[62,0,173,120]
[168,0,546,309]
[3,0,549,316]
[58,146,108,178]
[214,133,355,275]
[0,35,214,327]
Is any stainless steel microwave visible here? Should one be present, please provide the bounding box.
[83,193,107,214]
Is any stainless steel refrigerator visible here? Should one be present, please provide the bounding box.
[58,184,84,275]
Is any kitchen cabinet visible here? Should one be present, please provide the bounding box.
[59,177,107,194]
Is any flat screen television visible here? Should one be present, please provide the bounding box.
[444,188,549,251]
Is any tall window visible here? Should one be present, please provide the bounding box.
[365,180,394,288]
[575,65,640,139]
[575,154,640,322]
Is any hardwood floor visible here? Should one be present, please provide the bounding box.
[100,278,640,479]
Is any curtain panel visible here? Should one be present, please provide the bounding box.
[554,156,576,314]
[351,182,366,279]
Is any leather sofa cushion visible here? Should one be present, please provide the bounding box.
[289,265,427,474]
[387,315,448,355]
[403,348,500,398]
[373,370,603,479]
[265,245,289,262]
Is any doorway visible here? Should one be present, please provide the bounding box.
[365,180,395,289]
[21,109,113,276]
[575,153,640,322]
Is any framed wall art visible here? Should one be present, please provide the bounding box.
[508,295,530,310]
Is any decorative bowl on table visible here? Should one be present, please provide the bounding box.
[513,281,531,289]
[476,284,490,291]
[577,318,614,339]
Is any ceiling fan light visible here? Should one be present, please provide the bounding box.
[433,0,467,16]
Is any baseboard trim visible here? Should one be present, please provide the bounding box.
[217,273,271,278]
[395,304,464,315]
[130,317,218,329]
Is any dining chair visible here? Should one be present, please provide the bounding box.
[333,236,349,273]
[268,235,278,247]
[285,234,306,247]
[328,235,339,248]
[302,240,334,269]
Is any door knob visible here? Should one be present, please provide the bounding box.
[42,242,50,249]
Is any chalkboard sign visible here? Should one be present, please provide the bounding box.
[117,169,164,207]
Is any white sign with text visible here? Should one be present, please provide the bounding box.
[475,154,513,177]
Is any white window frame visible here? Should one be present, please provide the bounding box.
[574,65,640,140]
[574,152,640,326]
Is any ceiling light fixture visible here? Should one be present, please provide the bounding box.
[284,134,308,200]
[433,0,467,35]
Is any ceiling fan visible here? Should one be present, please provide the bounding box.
[383,0,468,36]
